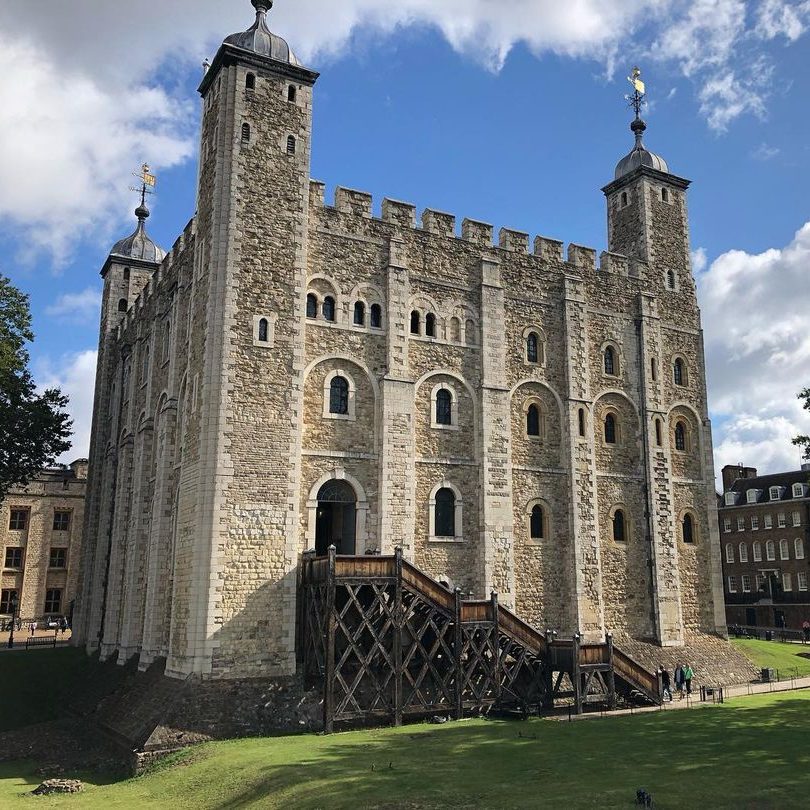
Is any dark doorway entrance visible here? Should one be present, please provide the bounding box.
[315,480,357,556]
[745,607,757,627]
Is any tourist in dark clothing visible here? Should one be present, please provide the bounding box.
[660,668,672,701]
[674,664,685,699]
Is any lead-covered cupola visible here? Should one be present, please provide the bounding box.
[223,0,300,65]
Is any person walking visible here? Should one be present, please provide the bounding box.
[674,664,685,699]
[30,620,37,637]
[660,667,672,702]
[802,620,810,644]
[684,664,695,697]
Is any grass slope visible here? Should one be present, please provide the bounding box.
[3,692,810,809]
[732,638,810,678]
[0,648,95,732]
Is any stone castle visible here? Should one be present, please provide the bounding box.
[74,0,727,680]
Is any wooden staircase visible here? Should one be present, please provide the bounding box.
[297,548,661,731]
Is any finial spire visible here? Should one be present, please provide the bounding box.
[625,66,648,148]
[129,163,156,223]
[251,0,273,15]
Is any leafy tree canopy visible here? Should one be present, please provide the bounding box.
[0,274,73,500]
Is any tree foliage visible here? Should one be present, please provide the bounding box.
[792,388,810,462]
[0,274,73,500]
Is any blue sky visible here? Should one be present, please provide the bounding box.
[1,0,810,478]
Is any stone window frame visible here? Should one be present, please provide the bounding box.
[347,285,385,334]
[725,543,734,563]
[253,313,277,348]
[753,541,762,562]
[525,498,551,546]
[608,504,630,545]
[305,470,370,554]
[306,277,342,326]
[672,418,690,453]
[601,340,622,379]
[428,480,464,544]
[52,510,71,533]
[448,316,462,343]
[3,546,23,570]
[49,547,67,569]
[523,326,546,368]
[679,508,699,544]
[672,354,688,387]
[322,369,356,422]
[523,397,546,441]
[8,509,28,532]
[351,299,367,329]
[430,382,459,431]
[602,407,621,447]
[161,317,172,365]
[44,588,62,614]
[287,84,298,104]
[1,589,19,614]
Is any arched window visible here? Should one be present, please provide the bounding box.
[682,513,694,543]
[241,122,251,144]
[117,298,128,313]
[245,73,256,90]
[370,304,382,329]
[526,404,541,437]
[353,301,365,326]
[780,539,790,560]
[674,358,685,386]
[604,346,616,376]
[449,317,461,342]
[621,191,628,207]
[410,310,420,335]
[436,389,453,426]
[655,418,663,447]
[796,538,805,560]
[578,408,586,437]
[425,312,437,338]
[662,188,669,202]
[329,376,349,415]
[753,541,762,562]
[286,135,296,155]
[288,85,297,102]
[258,318,269,343]
[322,296,336,322]
[766,540,776,561]
[667,270,676,290]
[674,421,687,452]
[123,268,130,281]
[465,319,476,345]
[725,543,734,563]
[306,293,318,319]
[526,332,539,364]
[530,505,545,540]
[604,413,617,445]
[141,344,150,381]
[739,542,748,562]
[613,510,626,543]
[435,488,456,538]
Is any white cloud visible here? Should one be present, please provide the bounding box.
[751,142,781,161]
[45,287,102,323]
[0,0,807,258]
[35,350,98,464]
[691,247,708,273]
[699,222,810,477]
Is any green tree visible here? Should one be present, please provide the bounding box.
[793,388,810,462]
[0,274,73,500]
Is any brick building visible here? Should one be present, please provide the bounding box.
[1,460,88,625]
[719,463,810,630]
[74,0,730,681]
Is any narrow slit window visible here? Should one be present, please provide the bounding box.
[655,418,662,447]
[465,319,476,345]
[435,488,456,538]
[674,421,687,452]
[353,301,365,326]
[370,304,383,329]
[527,333,539,364]
[425,313,437,338]
[662,187,669,202]
[258,318,269,343]
[667,270,676,290]
[306,293,318,319]
[286,135,296,155]
[674,358,685,386]
[246,73,256,90]
[613,510,626,543]
[329,377,349,415]
[288,85,297,102]
[436,389,453,426]
[604,346,616,376]
[118,298,128,313]
[530,505,544,540]
[604,413,617,445]
[322,296,336,322]
[682,513,694,543]
[410,310,420,335]
[241,123,251,144]
[578,408,585,437]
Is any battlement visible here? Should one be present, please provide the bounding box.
[307,181,627,273]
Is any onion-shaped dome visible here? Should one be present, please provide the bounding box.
[110,204,166,263]
[224,0,300,65]
[614,118,669,180]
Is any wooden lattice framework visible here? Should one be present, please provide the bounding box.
[298,548,660,731]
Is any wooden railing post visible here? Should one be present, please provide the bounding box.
[454,588,463,719]
[605,632,616,710]
[324,545,337,734]
[393,546,403,727]
[491,591,501,704]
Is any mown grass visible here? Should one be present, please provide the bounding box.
[2,691,810,809]
[0,647,96,732]
[732,638,810,678]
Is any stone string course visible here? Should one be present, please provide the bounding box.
[73,31,729,682]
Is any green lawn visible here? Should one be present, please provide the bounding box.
[732,638,810,678]
[3,691,810,809]
[0,648,97,732]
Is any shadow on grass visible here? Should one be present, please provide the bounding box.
[215,698,810,810]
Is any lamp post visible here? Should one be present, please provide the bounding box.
[7,593,19,649]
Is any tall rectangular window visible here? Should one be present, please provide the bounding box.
[49,548,67,569]
[764,514,773,529]
[52,511,70,532]
[742,574,752,593]
[737,517,745,532]
[728,576,738,593]
[751,516,759,531]
[783,573,793,592]
[9,510,27,531]
[792,511,801,527]
[723,518,732,533]
[778,512,786,528]
[1,589,19,613]
[44,589,62,614]
[799,572,808,592]
[3,548,23,569]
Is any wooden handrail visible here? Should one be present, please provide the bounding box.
[401,560,455,611]
[612,648,660,700]
[497,604,547,655]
